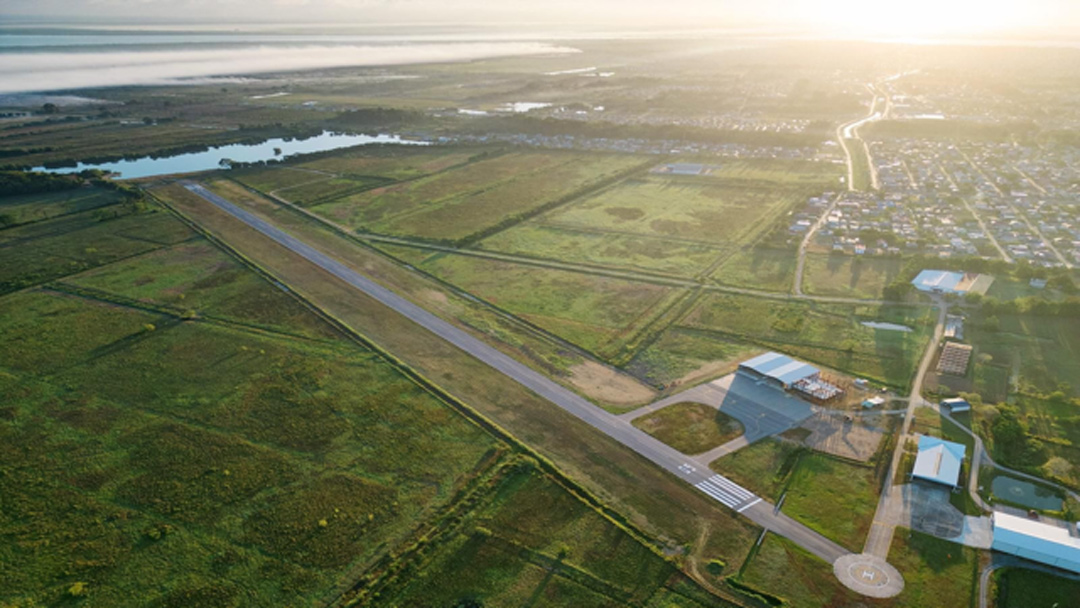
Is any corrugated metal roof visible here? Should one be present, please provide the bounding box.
[739,352,819,385]
[912,435,965,486]
[992,512,1080,574]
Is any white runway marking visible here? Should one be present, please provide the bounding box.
[695,475,755,509]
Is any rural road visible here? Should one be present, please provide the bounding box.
[182,181,853,566]
[864,295,947,558]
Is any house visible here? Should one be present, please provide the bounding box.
[912,435,966,487]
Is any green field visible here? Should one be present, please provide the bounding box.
[544,177,806,246]
[0,188,123,228]
[626,329,758,388]
[782,453,881,551]
[631,403,744,455]
[417,252,683,356]
[802,253,904,299]
[478,222,725,277]
[0,195,193,295]
[310,152,641,242]
[62,239,338,338]
[994,567,1080,608]
[711,247,797,292]
[736,529,980,608]
[968,313,1080,397]
[710,439,802,500]
[680,294,934,388]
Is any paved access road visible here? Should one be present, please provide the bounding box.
[183,182,850,565]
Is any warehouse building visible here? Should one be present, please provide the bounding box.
[738,352,844,403]
[739,352,821,389]
[912,435,966,487]
[992,511,1080,574]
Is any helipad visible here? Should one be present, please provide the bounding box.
[833,553,905,598]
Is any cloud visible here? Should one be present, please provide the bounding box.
[0,42,578,94]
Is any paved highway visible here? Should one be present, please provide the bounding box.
[183,181,851,565]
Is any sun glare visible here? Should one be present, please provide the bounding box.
[812,0,1035,39]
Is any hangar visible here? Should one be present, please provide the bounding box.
[739,352,820,389]
[992,511,1080,574]
[912,435,966,487]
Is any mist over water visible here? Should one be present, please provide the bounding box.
[0,28,579,94]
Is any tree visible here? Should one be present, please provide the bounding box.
[41,103,59,115]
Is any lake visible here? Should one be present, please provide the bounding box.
[32,131,429,180]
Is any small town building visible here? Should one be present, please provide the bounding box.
[862,396,886,409]
[912,435,966,487]
[941,397,971,413]
[991,511,1080,574]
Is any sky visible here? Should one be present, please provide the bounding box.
[2,0,1078,39]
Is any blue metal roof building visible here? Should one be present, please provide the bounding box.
[992,511,1080,574]
[911,270,965,294]
[912,435,966,487]
[739,352,820,388]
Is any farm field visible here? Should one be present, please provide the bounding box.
[310,152,642,242]
[781,453,881,552]
[543,176,807,246]
[416,252,684,356]
[478,222,726,277]
[801,253,904,299]
[631,403,744,455]
[711,246,797,292]
[680,293,934,388]
[691,158,843,187]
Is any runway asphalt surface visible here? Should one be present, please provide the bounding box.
[183,181,851,564]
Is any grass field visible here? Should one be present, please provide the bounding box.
[631,403,744,455]
[709,439,802,500]
[63,239,339,338]
[378,465,737,608]
[0,188,124,228]
[694,158,843,187]
[736,528,980,608]
[417,252,683,356]
[310,152,642,242]
[782,453,881,551]
[802,253,904,299]
[968,313,1080,397]
[544,177,806,246]
[626,329,758,389]
[711,247,797,292]
[478,222,726,277]
[738,535,862,607]
[0,195,193,295]
[680,294,934,388]
[993,567,1080,608]
[0,284,501,606]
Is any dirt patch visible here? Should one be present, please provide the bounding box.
[420,289,448,306]
[672,359,740,391]
[568,361,656,406]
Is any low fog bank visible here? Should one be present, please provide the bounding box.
[0,42,579,94]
